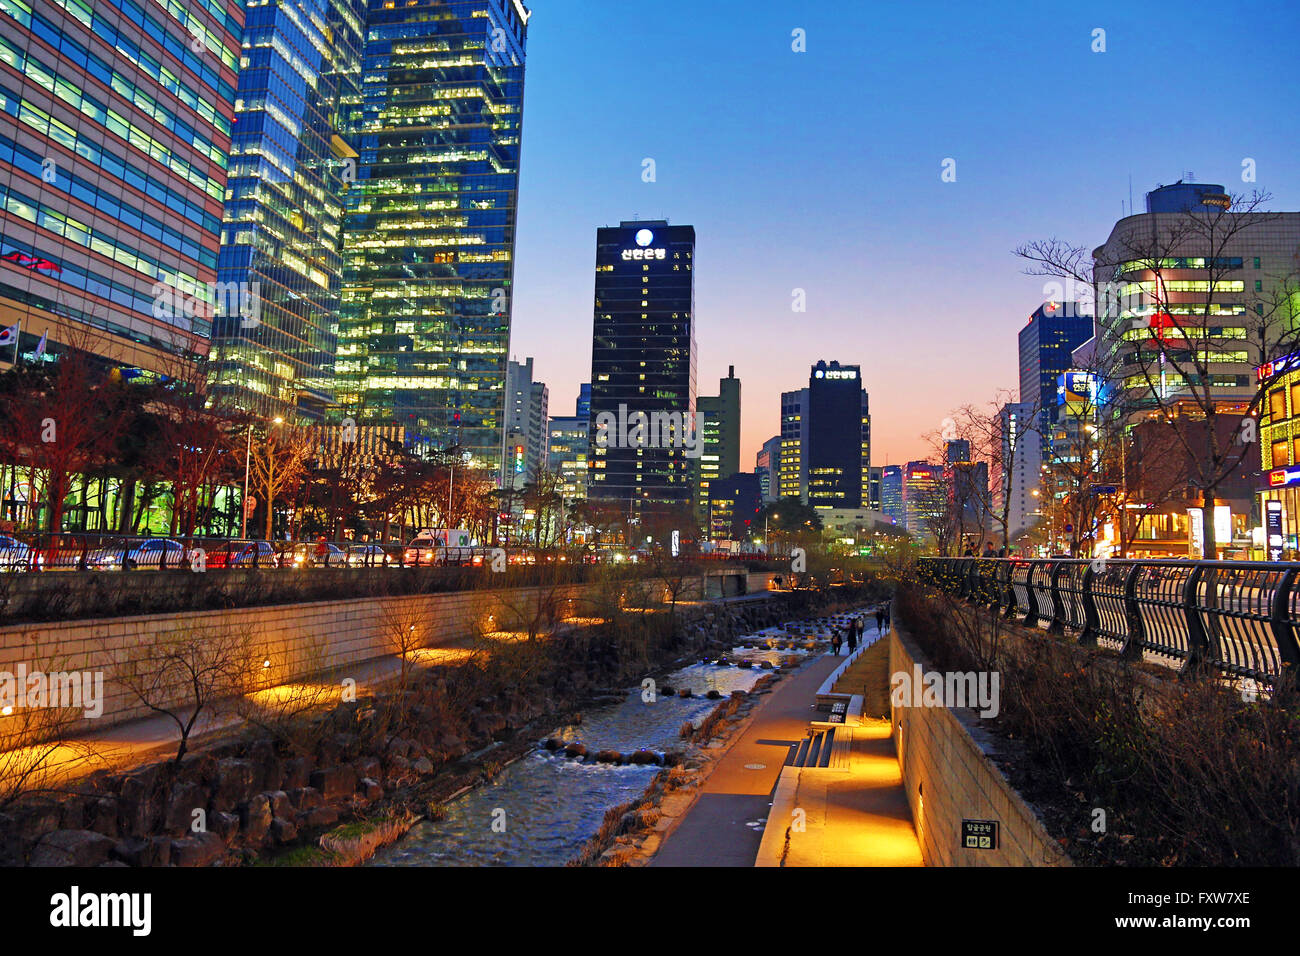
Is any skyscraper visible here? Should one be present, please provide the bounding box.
[213,0,364,421]
[696,365,740,516]
[503,356,547,484]
[1019,301,1093,423]
[880,464,904,525]
[587,220,697,517]
[337,0,529,469]
[0,0,243,370]
[756,435,781,502]
[778,388,808,502]
[806,360,870,510]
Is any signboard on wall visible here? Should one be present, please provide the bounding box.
[1267,500,1285,561]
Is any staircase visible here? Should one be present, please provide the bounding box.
[785,727,851,771]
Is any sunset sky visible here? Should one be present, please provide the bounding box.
[508,0,1300,469]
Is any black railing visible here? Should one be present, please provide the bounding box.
[917,557,1300,684]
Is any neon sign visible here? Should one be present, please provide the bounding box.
[1269,467,1300,488]
[621,248,666,261]
[1257,353,1300,381]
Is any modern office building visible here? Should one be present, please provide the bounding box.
[868,465,883,512]
[696,366,740,516]
[756,435,780,502]
[547,416,588,502]
[880,464,904,526]
[0,0,244,371]
[707,472,761,542]
[1020,301,1093,423]
[503,356,547,484]
[806,360,870,510]
[336,0,529,470]
[210,0,363,422]
[587,220,697,517]
[778,388,808,502]
[993,401,1041,541]
[575,382,592,421]
[901,461,944,536]
[1093,181,1300,420]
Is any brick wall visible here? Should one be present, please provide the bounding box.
[890,622,1069,867]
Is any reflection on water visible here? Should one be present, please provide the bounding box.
[369,629,835,867]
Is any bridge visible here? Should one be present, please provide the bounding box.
[917,556,1300,684]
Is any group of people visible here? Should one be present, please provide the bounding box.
[829,603,890,655]
[962,542,1007,558]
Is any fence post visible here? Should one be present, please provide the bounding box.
[1119,563,1145,661]
[1079,561,1098,646]
[1047,561,1066,635]
[1179,564,1211,677]
[1001,561,1016,619]
[1270,567,1300,675]
[1023,561,1040,628]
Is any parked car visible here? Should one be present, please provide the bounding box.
[347,544,394,567]
[286,542,346,568]
[89,538,187,571]
[205,540,280,569]
[403,535,439,566]
[0,534,32,571]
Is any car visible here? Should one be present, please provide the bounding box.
[347,544,395,567]
[0,534,32,571]
[403,535,439,566]
[286,542,346,568]
[89,538,187,570]
[205,540,280,569]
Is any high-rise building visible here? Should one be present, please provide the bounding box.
[211,0,363,422]
[575,382,592,421]
[547,386,591,502]
[0,0,244,371]
[868,465,883,512]
[696,365,740,516]
[901,461,944,536]
[806,360,870,510]
[880,464,904,525]
[1093,181,1300,420]
[503,356,547,484]
[778,388,808,502]
[336,0,529,470]
[587,220,697,517]
[707,472,761,542]
[1020,301,1093,422]
[756,435,781,502]
[994,401,1040,541]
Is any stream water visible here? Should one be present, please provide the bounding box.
[368,611,874,867]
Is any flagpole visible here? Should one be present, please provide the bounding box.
[11,318,19,365]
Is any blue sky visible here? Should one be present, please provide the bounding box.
[508,0,1300,466]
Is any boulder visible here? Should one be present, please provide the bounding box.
[309,765,358,802]
[282,757,313,790]
[240,794,273,844]
[411,756,434,775]
[563,742,587,758]
[212,759,257,813]
[289,787,324,810]
[360,778,383,802]
[297,806,339,829]
[165,781,211,834]
[170,831,226,867]
[30,829,115,867]
[210,811,241,842]
[269,817,298,845]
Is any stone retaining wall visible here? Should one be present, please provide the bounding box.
[0,575,703,743]
[889,622,1069,867]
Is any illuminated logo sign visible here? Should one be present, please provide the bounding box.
[514,445,525,475]
[814,369,858,380]
[1257,352,1300,381]
[1270,467,1300,488]
[635,229,654,247]
[1058,370,1097,408]
[622,248,666,261]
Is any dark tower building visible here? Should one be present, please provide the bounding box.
[587,220,697,517]
[806,360,870,509]
[1019,301,1093,426]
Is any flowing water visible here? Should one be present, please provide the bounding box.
[369,612,872,867]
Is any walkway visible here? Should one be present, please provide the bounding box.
[652,626,921,867]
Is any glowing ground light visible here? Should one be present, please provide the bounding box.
[744,763,767,770]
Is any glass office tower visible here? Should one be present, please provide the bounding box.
[587,220,697,517]
[337,0,529,469]
[0,0,243,370]
[212,0,364,421]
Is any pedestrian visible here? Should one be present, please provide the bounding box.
[883,604,892,629]
[875,606,885,631]
[846,622,858,654]
[983,541,996,558]
[831,627,842,655]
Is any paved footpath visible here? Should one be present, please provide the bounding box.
[652,637,921,867]
[651,653,839,867]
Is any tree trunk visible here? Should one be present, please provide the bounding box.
[1201,488,1217,560]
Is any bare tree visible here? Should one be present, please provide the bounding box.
[248,423,312,540]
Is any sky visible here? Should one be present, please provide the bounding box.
[508,0,1300,469]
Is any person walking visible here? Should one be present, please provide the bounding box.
[883,603,892,630]
[846,620,858,654]
[831,627,843,656]
[875,606,886,632]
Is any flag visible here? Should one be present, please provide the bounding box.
[33,330,47,360]
[0,323,16,347]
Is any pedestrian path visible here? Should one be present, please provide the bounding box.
[652,626,921,867]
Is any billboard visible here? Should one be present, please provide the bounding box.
[1057,370,1097,414]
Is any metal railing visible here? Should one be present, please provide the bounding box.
[916,556,1300,684]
